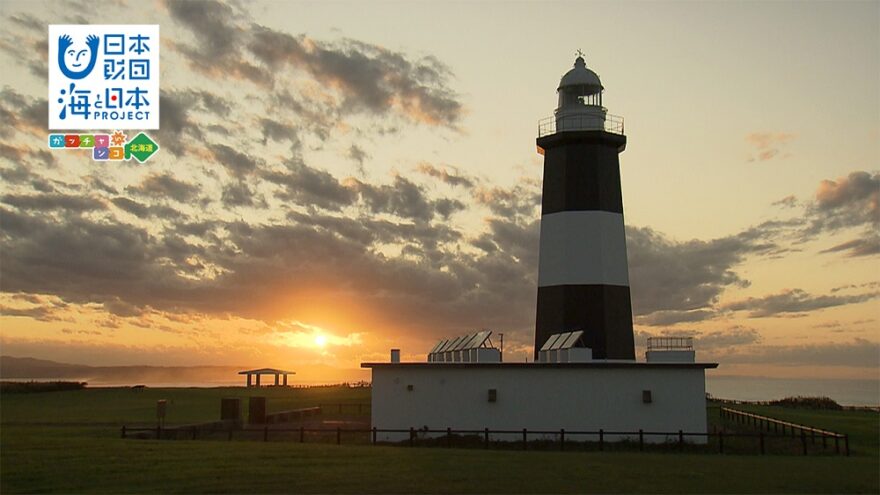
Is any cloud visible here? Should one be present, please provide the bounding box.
[349,175,436,222]
[347,144,369,171]
[264,163,356,212]
[819,237,880,257]
[720,338,880,368]
[416,163,475,188]
[808,171,879,233]
[745,132,795,162]
[722,288,879,318]
[212,144,262,178]
[626,224,780,324]
[2,193,105,212]
[473,182,541,218]
[165,0,464,128]
[127,173,201,203]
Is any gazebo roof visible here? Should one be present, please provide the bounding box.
[237,368,296,375]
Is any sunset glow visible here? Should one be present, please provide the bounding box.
[0,0,876,390]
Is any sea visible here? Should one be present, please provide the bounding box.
[706,376,879,407]
[5,375,879,406]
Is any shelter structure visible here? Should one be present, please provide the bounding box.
[238,368,295,387]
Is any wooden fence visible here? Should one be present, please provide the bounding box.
[121,424,848,456]
[720,407,848,455]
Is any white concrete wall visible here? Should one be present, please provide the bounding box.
[370,365,708,444]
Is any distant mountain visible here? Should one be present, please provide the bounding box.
[0,356,243,385]
[0,356,370,386]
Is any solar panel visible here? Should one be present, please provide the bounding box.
[549,331,573,350]
[447,335,467,352]
[468,330,491,349]
[454,333,477,351]
[428,340,445,354]
[540,333,562,351]
[560,330,585,349]
[436,338,456,353]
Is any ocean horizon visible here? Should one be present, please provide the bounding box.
[4,375,878,406]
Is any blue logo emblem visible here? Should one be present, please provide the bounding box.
[57,34,99,80]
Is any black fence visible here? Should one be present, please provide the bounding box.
[121,424,849,456]
[720,407,848,456]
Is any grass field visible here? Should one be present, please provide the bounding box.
[2,386,878,493]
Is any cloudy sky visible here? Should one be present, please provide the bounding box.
[0,0,877,383]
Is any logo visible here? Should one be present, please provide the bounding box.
[48,131,159,163]
[48,25,159,130]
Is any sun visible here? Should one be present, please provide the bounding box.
[314,334,327,347]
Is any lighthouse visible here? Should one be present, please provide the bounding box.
[534,54,635,360]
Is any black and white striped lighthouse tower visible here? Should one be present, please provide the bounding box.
[534,54,635,360]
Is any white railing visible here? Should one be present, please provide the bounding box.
[538,113,624,137]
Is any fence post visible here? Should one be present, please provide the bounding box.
[639,429,644,452]
[810,429,816,445]
[192,427,197,440]
[121,426,126,439]
[844,435,849,456]
[156,426,161,440]
[822,433,827,449]
[560,429,565,451]
[300,426,304,443]
[599,429,604,451]
[801,431,807,455]
[835,435,840,454]
[719,431,724,454]
[337,427,341,445]
[372,427,377,445]
[484,428,489,449]
[447,427,452,448]
[522,428,527,451]
[409,427,414,447]
[678,430,683,451]
[263,425,268,442]
[759,432,764,455]
[228,428,233,441]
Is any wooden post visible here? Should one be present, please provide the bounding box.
[263,425,268,442]
[810,429,816,444]
[228,429,233,441]
[719,431,724,454]
[156,426,161,440]
[192,426,197,440]
[337,427,341,445]
[599,429,604,451]
[759,432,764,455]
[678,430,684,451]
[822,433,827,449]
[484,428,489,449]
[801,431,807,455]
[300,426,304,443]
[844,435,850,456]
[522,428,527,450]
[409,427,414,447]
[639,429,644,452]
[835,435,840,454]
[560,429,565,451]
[121,426,126,439]
[372,427,377,445]
[447,427,452,448]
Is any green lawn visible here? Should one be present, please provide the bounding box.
[1,387,878,494]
